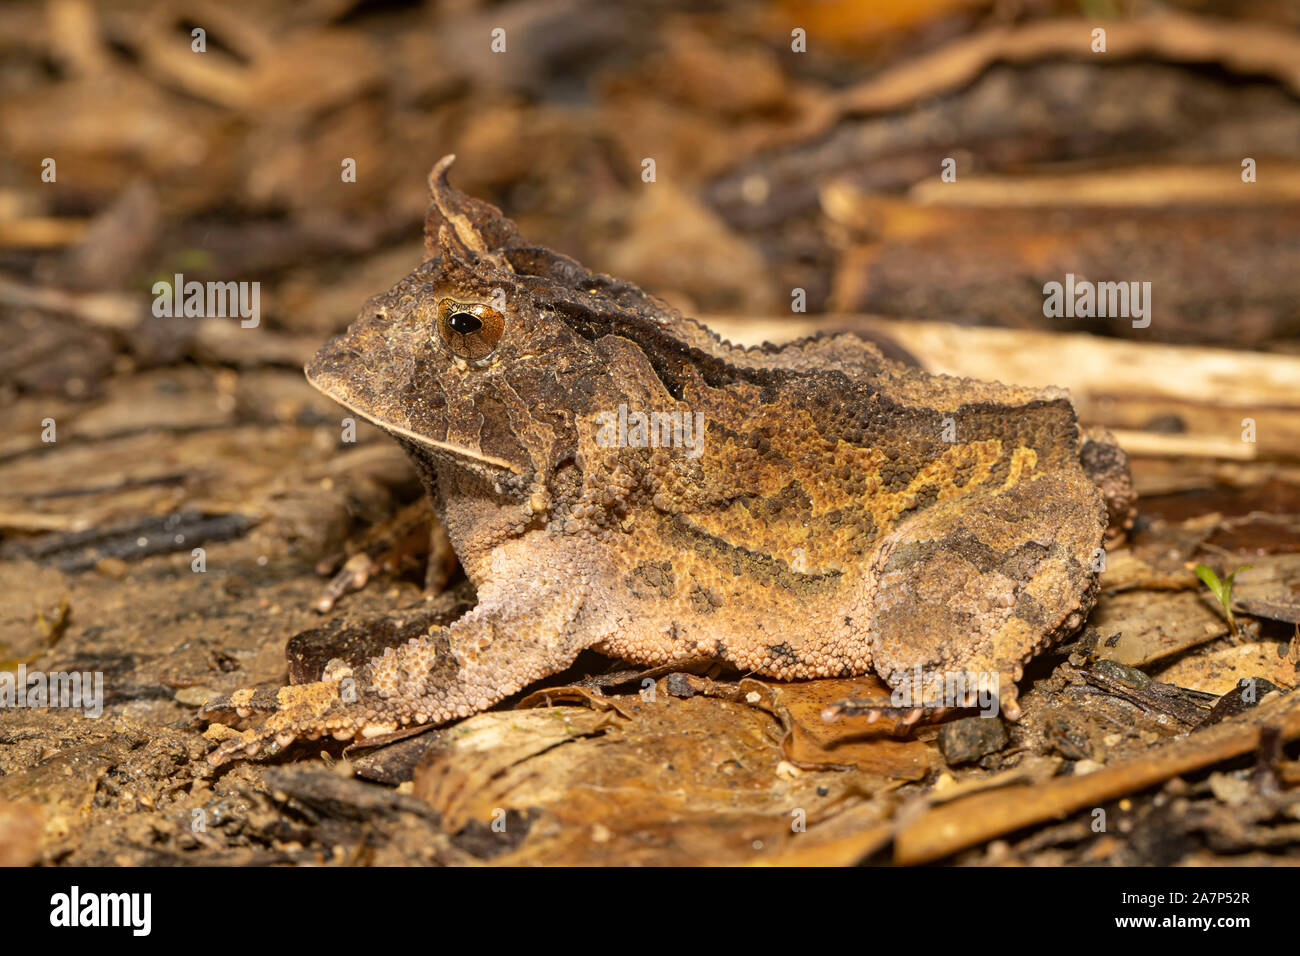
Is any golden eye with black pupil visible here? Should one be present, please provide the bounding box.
[436,300,505,362]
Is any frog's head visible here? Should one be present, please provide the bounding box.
[306,155,699,497]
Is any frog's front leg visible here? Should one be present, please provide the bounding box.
[203,541,604,766]
[312,497,459,612]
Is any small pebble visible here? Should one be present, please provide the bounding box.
[938,716,1008,765]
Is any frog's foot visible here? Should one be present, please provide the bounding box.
[314,552,378,613]
[198,686,289,729]
[201,663,435,767]
[820,697,946,727]
[821,668,1019,727]
[312,498,454,612]
[826,671,1019,728]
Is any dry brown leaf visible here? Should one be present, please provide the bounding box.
[746,676,940,779]
[413,694,897,865]
[1089,590,1228,668]
[894,689,1300,864]
[1232,555,1300,624]
[1152,643,1298,696]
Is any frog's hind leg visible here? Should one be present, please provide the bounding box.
[831,470,1105,724]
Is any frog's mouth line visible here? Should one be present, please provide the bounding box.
[304,366,525,476]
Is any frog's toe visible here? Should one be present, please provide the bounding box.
[204,703,365,767]
[198,686,284,728]
[206,725,289,766]
[999,681,1022,722]
[822,697,916,722]
[310,499,441,613]
[313,553,376,613]
[201,668,438,766]
[202,673,362,766]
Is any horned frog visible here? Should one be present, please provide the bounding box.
[202,156,1133,764]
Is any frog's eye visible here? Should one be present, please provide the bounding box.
[436,300,505,362]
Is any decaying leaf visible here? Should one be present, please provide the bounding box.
[894,689,1300,864]
[411,693,908,865]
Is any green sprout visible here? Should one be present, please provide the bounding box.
[1194,563,1251,636]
